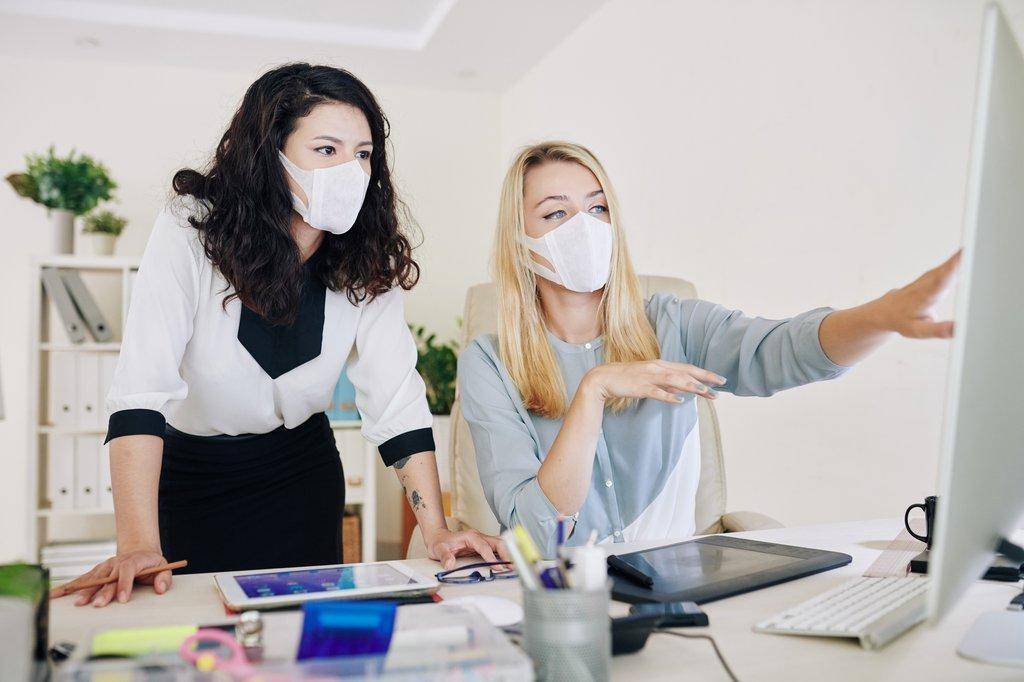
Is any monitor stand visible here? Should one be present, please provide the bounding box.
[957,539,1024,668]
[958,611,1024,668]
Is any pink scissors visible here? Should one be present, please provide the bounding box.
[179,628,255,677]
[180,628,338,681]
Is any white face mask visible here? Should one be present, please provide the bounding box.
[278,151,371,235]
[521,211,614,293]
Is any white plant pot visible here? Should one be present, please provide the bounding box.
[84,233,117,256]
[49,209,75,254]
[433,414,452,493]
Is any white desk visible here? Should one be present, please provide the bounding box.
[49,519,1024,681]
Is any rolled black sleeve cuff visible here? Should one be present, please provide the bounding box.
[378,427,436,467]
[105,409,166,444]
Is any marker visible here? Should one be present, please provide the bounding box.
[501,529,538,590]
[513,526,542,565]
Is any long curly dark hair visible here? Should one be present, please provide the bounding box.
[172,63,420,324]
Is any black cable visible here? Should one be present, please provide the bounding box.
[656,629,740,682]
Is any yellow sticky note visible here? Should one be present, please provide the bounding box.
[91,625,198,657]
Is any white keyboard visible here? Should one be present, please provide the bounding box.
[754,576,929,650]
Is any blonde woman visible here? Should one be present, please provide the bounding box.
[458,141,959,557]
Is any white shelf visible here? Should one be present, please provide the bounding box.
[33,255,140,270]
[37,508,114,519]
[41,342,121,352]
[38,426,106,435]
[329,419,361,429]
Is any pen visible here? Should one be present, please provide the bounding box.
[50,560,189,598]
[607,555,654,588]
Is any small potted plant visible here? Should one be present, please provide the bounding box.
[5,147,117,254]
[82,209,127,256]
[411,323,459,492]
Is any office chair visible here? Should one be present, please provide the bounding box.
[406,275,782,559]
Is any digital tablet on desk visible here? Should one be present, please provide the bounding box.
[607,535,852,604]
[215,561,439,610]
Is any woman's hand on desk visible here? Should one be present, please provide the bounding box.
[581,360,727,404]
[424,527,511,570]
[49,547,171,607]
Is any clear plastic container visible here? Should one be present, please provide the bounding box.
[57,603,533,681]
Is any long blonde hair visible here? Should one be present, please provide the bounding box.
[494,141,659,419]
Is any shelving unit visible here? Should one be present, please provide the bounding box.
[27,256,136,563]
[27,255,377,569]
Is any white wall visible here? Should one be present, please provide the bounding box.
[500,0,1009,526]
[0,54,500,561]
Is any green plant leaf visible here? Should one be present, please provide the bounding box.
[411,322,460,415]
[0,564,45,602]
[20,146,116,215]
[5,172,38,201]
[83,209,128,236]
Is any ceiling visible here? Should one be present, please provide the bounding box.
[0,0,608,90]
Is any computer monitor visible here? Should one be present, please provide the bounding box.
[925,2,1024,665]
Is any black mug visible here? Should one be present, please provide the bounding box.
[905,495,938,549]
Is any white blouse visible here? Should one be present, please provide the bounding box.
[105,198,434,465]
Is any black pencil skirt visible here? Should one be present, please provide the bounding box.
[158,412,344,575]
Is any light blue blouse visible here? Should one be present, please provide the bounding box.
[457,293,849,557]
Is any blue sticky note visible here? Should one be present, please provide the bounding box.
[297,600,397,660]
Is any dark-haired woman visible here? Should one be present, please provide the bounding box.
[51,63,507,607]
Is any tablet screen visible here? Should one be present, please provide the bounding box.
[619,540,800,586]
[234,564,414,598]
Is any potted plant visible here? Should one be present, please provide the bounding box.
[0,563,48,680]
[82,209,127,256]
[411,323,459,493]
[5,147,117,254]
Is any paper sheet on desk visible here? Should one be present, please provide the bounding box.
[862,529,926,577]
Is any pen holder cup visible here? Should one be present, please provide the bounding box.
[522,582,611,682]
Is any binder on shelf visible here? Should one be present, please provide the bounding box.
[75,353,101,429]
[99,354,118,423]
[60,270,113,342]
[73,435,101,509]
[42,541,117,580]
[48,353,77,426]
[98,442,114,511]
[334,429,367,486]
[47,435,75,510]
[41,267,86,344]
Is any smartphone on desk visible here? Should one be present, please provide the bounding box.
[629,601,708,627]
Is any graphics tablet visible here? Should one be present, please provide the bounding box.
[608,535,852,604]
[214,561,439,610]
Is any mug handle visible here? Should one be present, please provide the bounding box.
[905,503,930,543]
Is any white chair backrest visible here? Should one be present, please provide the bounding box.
[448,276,728,536]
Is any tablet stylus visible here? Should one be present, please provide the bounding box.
[607,556,654,588]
